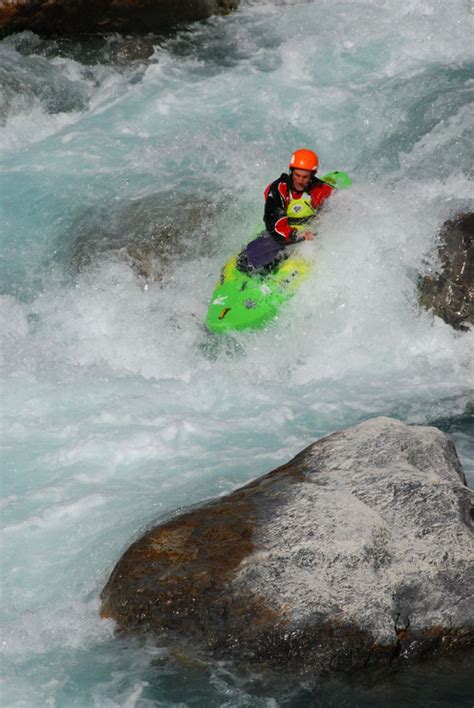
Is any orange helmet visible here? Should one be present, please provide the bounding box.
[289,148,319,172]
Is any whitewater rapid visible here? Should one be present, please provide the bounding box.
[1,0,474,705]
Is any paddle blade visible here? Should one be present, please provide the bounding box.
[321,171,352,189]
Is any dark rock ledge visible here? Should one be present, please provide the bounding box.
[100,417,474,674]
[419,212,474,331]
[0,0,239,37]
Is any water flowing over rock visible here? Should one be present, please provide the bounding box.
[0,39,89,125]
[70,192,221,280]
[0,0,239,37]
[419,212,474,331]
[6,29,157,66]
[100,417,474,674]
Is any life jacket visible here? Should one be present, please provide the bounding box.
[286,192,317,232]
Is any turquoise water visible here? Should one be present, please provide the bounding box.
[1,0,474,705]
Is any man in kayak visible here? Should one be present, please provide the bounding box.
[237,148,333,273]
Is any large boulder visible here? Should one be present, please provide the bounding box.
[419,212,474,331]
[100,417,474,674]
[0,0,238,37]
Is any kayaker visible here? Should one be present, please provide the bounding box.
[237,148,333,273]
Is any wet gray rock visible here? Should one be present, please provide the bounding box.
[70,192,221,280]
[0,0,239,37]
[419,212,474,331]
[101,417,474,675]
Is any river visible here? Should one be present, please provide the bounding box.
[1,0,473,705]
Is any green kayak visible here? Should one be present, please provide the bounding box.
[204,171,351,334]
[205,252,311,334]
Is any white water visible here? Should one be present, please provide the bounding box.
[1,1,474,705]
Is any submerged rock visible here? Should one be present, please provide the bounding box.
[100,417,474,674]
[419,212,474,331]
[7,29,157,66]
[0,0,239,37]
[70,192,221,280]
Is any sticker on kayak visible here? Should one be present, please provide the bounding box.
[213,296,227,305]
[218,307,231,320]
[260,284,271,296]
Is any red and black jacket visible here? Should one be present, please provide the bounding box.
[263,172,333,243]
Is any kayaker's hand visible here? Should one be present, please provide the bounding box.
[301,231,314,241]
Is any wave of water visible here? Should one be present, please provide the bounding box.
[1,0,474,705]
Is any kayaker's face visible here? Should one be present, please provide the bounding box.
[291,168,312,192]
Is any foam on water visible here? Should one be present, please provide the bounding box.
[1,0,474,705]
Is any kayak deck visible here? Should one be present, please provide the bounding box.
[205,254,310,334]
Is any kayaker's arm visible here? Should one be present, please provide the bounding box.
[263,174,299,244]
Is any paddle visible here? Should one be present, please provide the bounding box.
[320,170,352,189]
